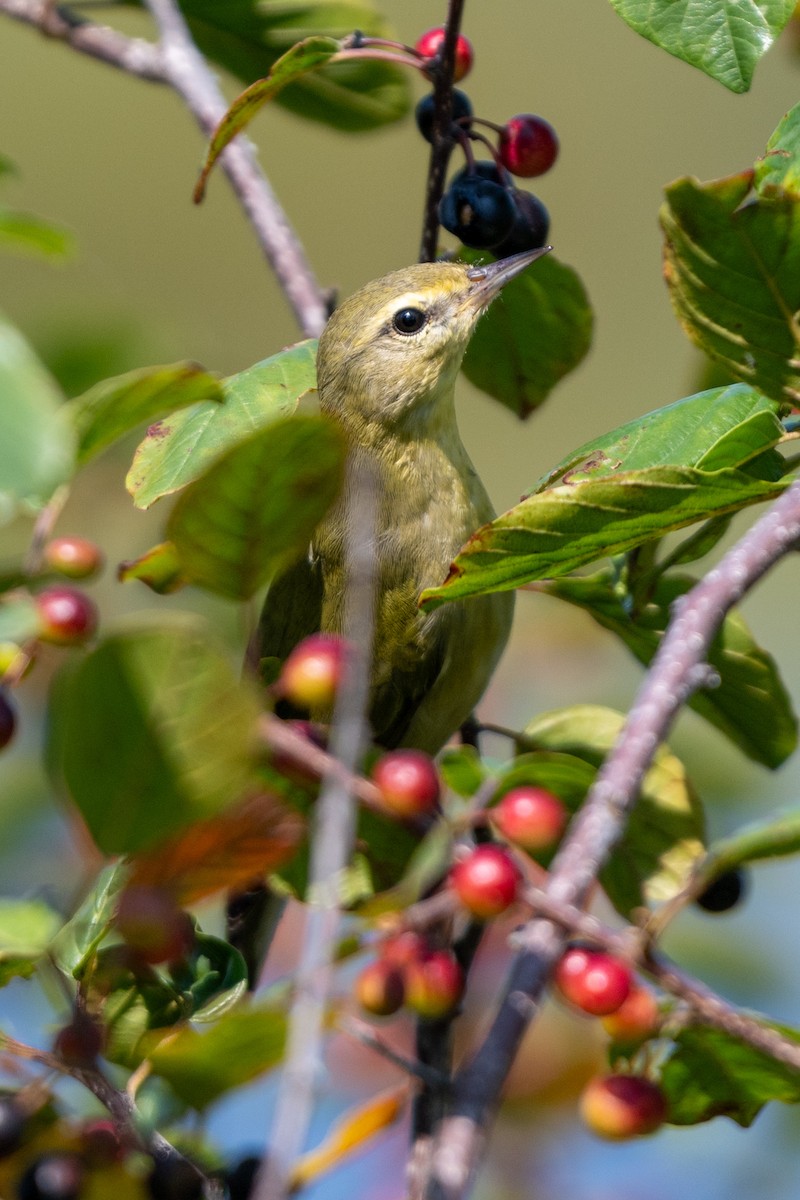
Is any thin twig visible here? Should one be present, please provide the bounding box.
[342,1017,446,1087]
[424,478,800,1200]
[418,0,466,262]
[0,0,165,76]
[253,459,378,1200]
[258,712,387,814]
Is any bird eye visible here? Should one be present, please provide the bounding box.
[392,307,427,335]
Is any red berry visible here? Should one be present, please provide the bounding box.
[492,787,567,853]
[580,1074,667,1139]
[449,845,519,920]
[116,886,194,965]
[379,930,427,969]
[601,986,660,1044]
[415,27,473,81]
[404,950,463,1019]
[553,947,633,1016]
[53,1010,104,1066]
[0,691,16,750]
[80,1119,122,1166]
[355,959,405,1016]
[499,114,559,178]
[35,586,98,645]
[371,750,440,819]
[44,536,104,580]
[280,634,347,711]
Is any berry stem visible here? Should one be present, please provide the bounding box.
[341,32,422,58]
[330,47,426,71]
[418,0,467,262]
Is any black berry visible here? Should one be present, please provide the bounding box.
[492,190,550,257]
[452,159,509,188]
[0,691,16,750]
[695,868,747,913]
[17,1153,85,1200]
[226,1155,262,1200]
[147,1158,204,1200]
[0,1095,25,1158]
[415,89,473,144]
[439,176,516,249]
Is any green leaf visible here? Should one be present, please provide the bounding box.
[755,102,800,198]
[124,0,409,133]
[50,863,128,978]
[459,250,593,418]
[0,316,74,521]
[66,363,223,466]
[167,930,248,1022]
[0,206,73,259]
[146,1004,288,1109]
[661,1025,800,1126]
[0,596,40,643]
[540,571,798,768]
[535,384,785,492]
[118,541,188,595]
[524,706,705,912]
[421,465,786,608]
[608,0,794,92]
[357,820,454,916]
[127,340,317,509]
[693,809,800,886]
[437,745,487,797]
[661,171,800,405]
[0,898,62,986]
[47,620,261,855]
[168,415,345,600]
[194,36,340,201]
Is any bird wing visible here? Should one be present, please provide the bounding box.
[248,552,324,676]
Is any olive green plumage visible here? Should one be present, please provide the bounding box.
[253,250,548,752]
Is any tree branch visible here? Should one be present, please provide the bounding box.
[0,0,165,77]
[418,0,466,262]
[425,477,800,1199]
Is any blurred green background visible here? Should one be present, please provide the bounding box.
[3,2,800,1197]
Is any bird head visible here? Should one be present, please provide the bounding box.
[316,247,550,436]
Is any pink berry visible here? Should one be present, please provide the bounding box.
[404,950,463,1019]
[355,960,405,1017]
[580,1074,667,1139]
[450,845,520,920]
[44,536,104,580]
[371,750,440,819]
[553,947,633,1017]
[492,786,567,853]
[35,586,98,645]
[499,114,559,178]
[280,634,347,711]
[415,27,473,81]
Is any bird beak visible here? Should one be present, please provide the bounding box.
[465,245,552,311]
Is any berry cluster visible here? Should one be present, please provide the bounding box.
[356,931,464,1021]
[551,944,667,1139]
[0,535,103,763]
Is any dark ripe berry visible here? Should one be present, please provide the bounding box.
[415,89,473,144]
[580,1074,667,1140]
[354,959,405,1016]
[449,845,520,919]
[17,1152,85,1200]
[0,690,16,750]
[44,537,104,581]
[695,868,747,913]
[404,950,463,1019]
[115,886,194,965]
[553,947,633,1017]
[499,114,559,178]
[79,1119,122,1166]
[439,177,516,249]
[146,1158,204,1200]
[452,159,508,188]
[492,786,567,854]
[371,750,440,819]
[280,634,347,712]
[492,190,550,257]
[53,1010,104,1067]
[415,27,474,81]
[226,1156,262,1200]
[601,986,660,1045]
[35,587,98,646]
[0,1095,25,1158]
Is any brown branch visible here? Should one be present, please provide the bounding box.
[418,0,466,262]
[0,0,165,76]
[424,477,800,1199]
